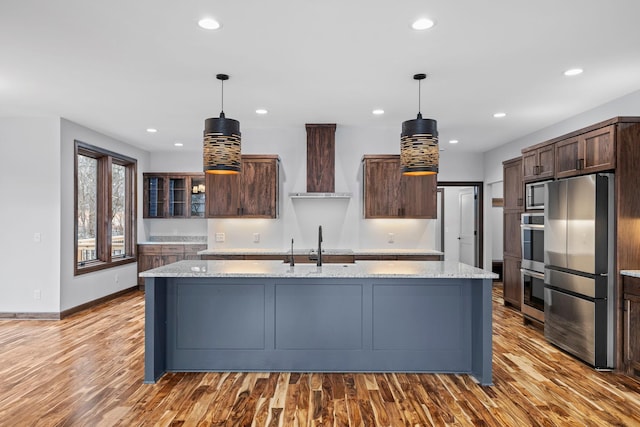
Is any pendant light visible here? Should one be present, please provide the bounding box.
[400,73,438,175]
[203,74,241,174]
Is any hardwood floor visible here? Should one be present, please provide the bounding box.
[1,285,639,426]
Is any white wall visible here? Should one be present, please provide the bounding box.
[59,119,150,311]
[147,125,484,251]
[481,88,640,270]
[0,117,61,313]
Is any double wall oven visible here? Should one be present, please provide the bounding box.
[521,212,545,322]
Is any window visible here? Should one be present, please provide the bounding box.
[75,141,137,274]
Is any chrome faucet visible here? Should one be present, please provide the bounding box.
[290,238,295,267]
[317,225,323,267]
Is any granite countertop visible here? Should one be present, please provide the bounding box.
[621,270,640,278]
[197,248,444,256]
[140,260,497,279]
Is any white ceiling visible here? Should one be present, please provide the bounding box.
[2,0,640,153]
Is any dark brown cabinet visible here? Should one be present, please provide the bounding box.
[503,157,523,211]
[503,256,522,308]
[522,142,554,182]
[137,243,206,287]
[143,173,206,218]
[362,155,437,219]
[206,155,279,218]
[623,275,640,378]
[555,125,615,178]
[502,157,523,310]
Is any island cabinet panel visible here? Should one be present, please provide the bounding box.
[206,155,279,218]
[502,157,523,211]
[143,270,493,385]
[362,155,436,218]
[623,275,640,378]
[555,126,615,178]
[522,143,554,182]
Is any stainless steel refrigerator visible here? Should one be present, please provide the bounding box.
[544,173,615,369]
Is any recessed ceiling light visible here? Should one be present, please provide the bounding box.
[256,109,268,115]
[449,139,459,144]
[411,18,435,30]
[198,18,221,30]
[372,109,385,115]
[146,128,157,133]
[564,68,584,77]
[174,142,183,147]
[493,112,506,118]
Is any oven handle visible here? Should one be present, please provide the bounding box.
[520,268,545,280]
[520,224,545,230]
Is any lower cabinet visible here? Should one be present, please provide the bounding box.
[623,275,640,378]
[503,255,521,309]
[137,244,206,287]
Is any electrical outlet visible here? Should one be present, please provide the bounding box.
[33,232,41,243]
[33,290,41,300]
[215,232,225,242]
[253,233,260,243]
[388,233,395,244]
[114,274,119,283]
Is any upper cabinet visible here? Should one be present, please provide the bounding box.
[555,125,615,179]
[143,173,206,219]
[362,155,437,219]
[522,142,554,182]
[206,155,280,218]
[502,156,523,212]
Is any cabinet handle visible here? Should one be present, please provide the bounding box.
[517,198,523,206]
[237,207,241,215]
[534,165,540,175]
[626,299,631,362]
[576,158,585,170]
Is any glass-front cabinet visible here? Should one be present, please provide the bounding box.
[144,173,205,218]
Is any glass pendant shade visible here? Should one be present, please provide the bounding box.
[400,73,438,176]
[203,74,241,175]
[400,113,438,175]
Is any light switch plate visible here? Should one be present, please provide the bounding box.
[215,232,225,242]
[253,233,260,243]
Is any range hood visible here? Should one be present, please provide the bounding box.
[288,123,352,199]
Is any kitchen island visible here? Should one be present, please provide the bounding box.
[141,260,496,385]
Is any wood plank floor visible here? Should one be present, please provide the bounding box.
[1,285,639,426]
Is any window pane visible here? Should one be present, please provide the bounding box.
[77,155,97,263]
[112,163,126,258]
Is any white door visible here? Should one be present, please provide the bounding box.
[458,188,476,266]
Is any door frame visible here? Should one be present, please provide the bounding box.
[437,181,484,268]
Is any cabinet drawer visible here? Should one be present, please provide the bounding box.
[184,244,207,256]
[161,245,185,255]
[138,245,163,255]
[624,275,640,297]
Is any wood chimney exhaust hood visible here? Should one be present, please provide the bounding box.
[288,124,352,199]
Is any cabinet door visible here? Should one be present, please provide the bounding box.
[625,294,640,376]
[143,176,166,218]
[167,177,187,217]
[503,157,523,211]
[241,157,278,218]
[188,176,206,218]
[521,150,539,182]
[536,144,555,179]
[582,126,615,174]
[503,211,522,258]
[363,158,402,218]
[206,173,241,217]
[503,256,522,309]
[555,137,581,178]
[401,174,437,218]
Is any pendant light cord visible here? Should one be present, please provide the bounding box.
[220,78,225,114]
[417,78,421,115]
